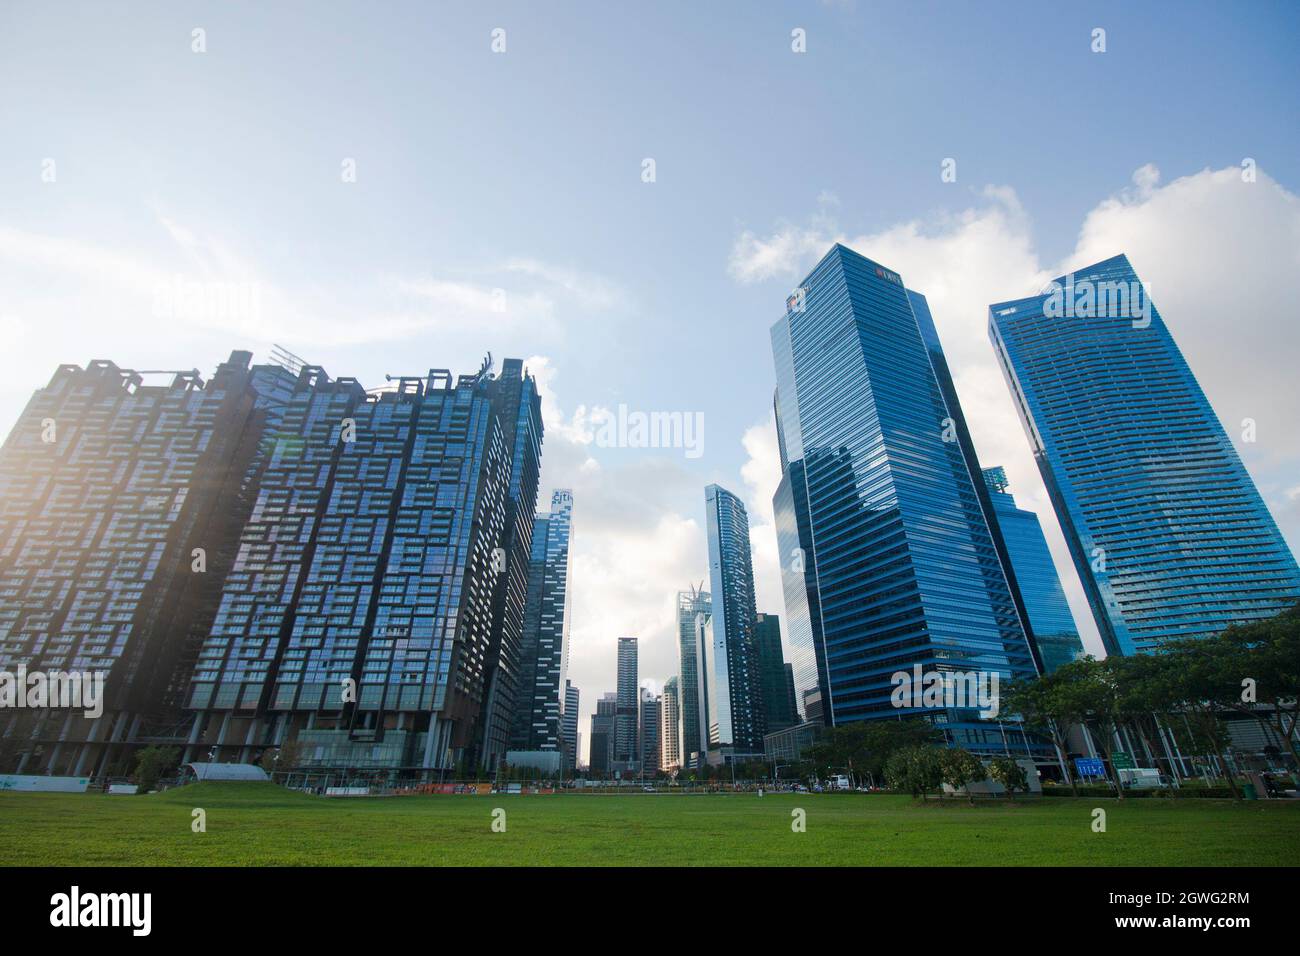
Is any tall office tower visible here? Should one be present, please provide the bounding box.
[770,244,1038,751]
[990,254,1300,655]
[614,637,639,767]
[981,467,1084,671]
[675,587,711,767]
[639,688,660,778]
[589,692,616,776]
[752,613,794,733]
[659,676,681,770]
[510,489,575,753]
[704,484,765,752]
[561,680,580,772]
[783,663,799,723]
[188,356,542,774]
[0,353,268,775]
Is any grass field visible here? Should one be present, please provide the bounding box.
[3,782,1298,866]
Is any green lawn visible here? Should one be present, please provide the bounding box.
[2,782,1297,866]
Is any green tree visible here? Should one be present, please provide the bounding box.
[1003,674,1084,796]
[988,756,1028,800]
[884,744,944,800]
[1217,604,1300,768]
[133,745,180,793]
[940,748,986,805]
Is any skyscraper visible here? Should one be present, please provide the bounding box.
[0,353,269,775]
[675,587,711,766]
[589,692,616,776]
[659,676,681,770]
[981,467,1084,672]
[510,489,575,753]
[990,254,1300,655]
[561,680,580,772]
[704,484,765,751]
[0,351,545,777]
[770,244,1038,752]
[639,688,660,779]
[753,613,795,733]
[614,637,639,768]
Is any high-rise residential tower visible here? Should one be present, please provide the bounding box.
[659,676,681,770]
[675,587,711,766]
[770,244,1038,753]
[704,484,765,751]
[561,680,580,772]
[614,637,639,768]
[589,692,616,776]
[981,467,1084,672]
[510,489,575,753]
[639,687,660,778]
[990,255,1300,655]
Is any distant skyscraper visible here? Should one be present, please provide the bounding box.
[704,484,765,751]
[675,587,711,766]
[589,692,616,776]
[659,676,681,770]
[783,663,799,724]
[615,637,639,767]
[639,688,660,778]
[990,254,1300,655]
[981,467,1084,671]
[510,489,575,753]
[753,613,795,732]
[770,244,1038,752]
[561,680,580,772]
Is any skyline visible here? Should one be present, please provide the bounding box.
[3,2,1300,765]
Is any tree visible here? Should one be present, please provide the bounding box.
[1156,638,1245,800]
[806,719,942,787]
[1003,674,1083,796]
[884,745,944,800]
[940,748,986,805]
[1056,657,1128,799]
[258,738,307,774]
[1217,604,1300,769]
[134,745,180,793]
[988,756,1028,801]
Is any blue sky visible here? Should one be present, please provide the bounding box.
[3,2,1298,755]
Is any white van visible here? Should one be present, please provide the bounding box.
[829,774,851,791]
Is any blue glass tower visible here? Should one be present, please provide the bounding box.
[990,254,1300,655]
[981,467,1084,672]
[771,244,1039,754]
[704,484,765,752]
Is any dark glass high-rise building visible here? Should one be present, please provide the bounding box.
[186,355,542,773]
[639,687,660,778]
[704,484,765,751]
[675,587,710,765]
[510,489,574,753]
[614,637,638,767]
[0,353,268,775]
[981,467,1084,672]
[990,254,1300,655]
[589,692,616,776]
[753,613,795,733]
[770,244,1038,754]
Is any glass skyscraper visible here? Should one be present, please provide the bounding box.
[510,489,575,754]
[614,636,639,768]
[990,254,1300,655]
[770,244,1039,754]
[753,612,795,733]
[981,467,1084,672]
[704,484,765,752]
[561,680,580,772]
[674,587,711,766]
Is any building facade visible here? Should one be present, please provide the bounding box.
[561,680,579,772]
[990,254,1300,655]
[588,692,616,776]
[639,688,660,779]
[981,467,1084,672]
[510,489,575,753]
[659,676,681,770]
[614,637,639,769]
[675,587,711,767]
[704,484,765,751]
[753,612,795,732]
[770,244,1039,756]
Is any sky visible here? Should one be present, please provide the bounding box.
[2,2,1298,765]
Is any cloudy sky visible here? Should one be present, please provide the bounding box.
[3,2,1298,763]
